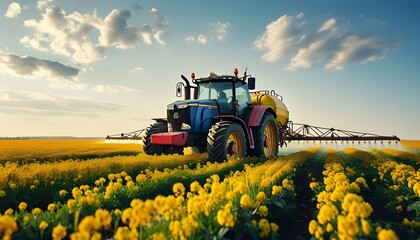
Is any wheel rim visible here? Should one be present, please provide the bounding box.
[226,131,243,160]
[263,122,277,156]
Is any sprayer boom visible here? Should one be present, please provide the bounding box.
[285,122,400,142]
[106,129,144,140]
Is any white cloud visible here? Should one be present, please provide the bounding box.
[254,15,300,62]
[325,35,390,69]
[5,2,21,18]
[130,66,144,73]
[186,21,231,44]
[0,89,121,117]
[37,0,53,10]
[0,52,79,80]
[296,12,304,19]
[150,8,168,45]
[255,13,398,70]
[185,36,195,42]
[198,35,207,44]
[92,85,138,93]
[210,22,231,41]
[21,6,168,64]
[99,9,139,48]
[318,18,337,33]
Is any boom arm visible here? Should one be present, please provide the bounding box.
[284,122,400,142]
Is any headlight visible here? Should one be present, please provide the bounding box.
[177,104,188,109]
[181,123,191,130]
[167,104,175,110]
[168,123,173,132]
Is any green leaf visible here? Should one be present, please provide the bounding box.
[217,227,230,239]
[407,201,420,216]
[273,199,286,208]
[245,222,259,240]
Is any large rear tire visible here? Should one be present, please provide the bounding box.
[248,113,279,158]
[142,122,169,155]
[207,121,247,162]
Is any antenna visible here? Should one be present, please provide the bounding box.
[243,67,248,77]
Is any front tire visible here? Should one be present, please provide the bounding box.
[207,121,247,162]
[142,122,169,155]
[248,113,279,158]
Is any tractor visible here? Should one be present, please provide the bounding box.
[142,68,290,162]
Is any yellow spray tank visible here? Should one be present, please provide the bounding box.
[251,90,289,127]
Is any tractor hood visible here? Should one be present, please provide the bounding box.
[167,99,219,133]
[167,99,217,110]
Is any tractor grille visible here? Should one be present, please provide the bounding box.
[167,107,190,131]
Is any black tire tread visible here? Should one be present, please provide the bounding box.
[142,122,168,155]
[207,121,247,162]
[248,113,279,157]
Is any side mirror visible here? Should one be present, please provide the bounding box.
[176,82,184,97]
[248,77,256,90]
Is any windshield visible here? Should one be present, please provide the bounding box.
[196,81,251,116]
[197,81,233,100]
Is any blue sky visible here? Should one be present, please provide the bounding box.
[0,0,419,139]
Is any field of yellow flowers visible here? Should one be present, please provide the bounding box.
[0,139,419,239]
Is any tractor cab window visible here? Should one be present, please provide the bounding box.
[235,82,251,116]
[197,81,250,116]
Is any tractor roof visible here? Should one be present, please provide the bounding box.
[192,75,246,84]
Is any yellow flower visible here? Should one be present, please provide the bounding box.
[59,190,68,196]
[9,182,17,189]
[326,223,334,232]
[216,203,235,228]
[135,173,147,183]
[258,205,269,217]
[240,194,254,208]
[258,219,270,238]
[52,224,67,240]
[48,203,56,213]
[190,181,201,193]
[4,208,13,215]
[256,192,267,203]
[32,207,42,215]
[172,183,186,196]
[377,229,399,240]
[361,219,371,235]
[39,220,49,230]
[0,190,6,197]
[151,232,167,240]
[18,202,28,211]
[337,215,359,239]
[108,173,116,181]
[78,215,101,233]
[309,182,319,190]
[272,185,282,196]
[115,226,136,240]
[0,215,19,239]
[225,191,236,200]
[235,182,247,194]
[23,216,30,224]
[317,204,338,224]
[270,222,279,232]
[95,209,112,228]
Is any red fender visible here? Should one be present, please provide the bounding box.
[246,106,277,127]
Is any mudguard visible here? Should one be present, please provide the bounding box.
[243,106,277,127]
[214,115,255,149]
